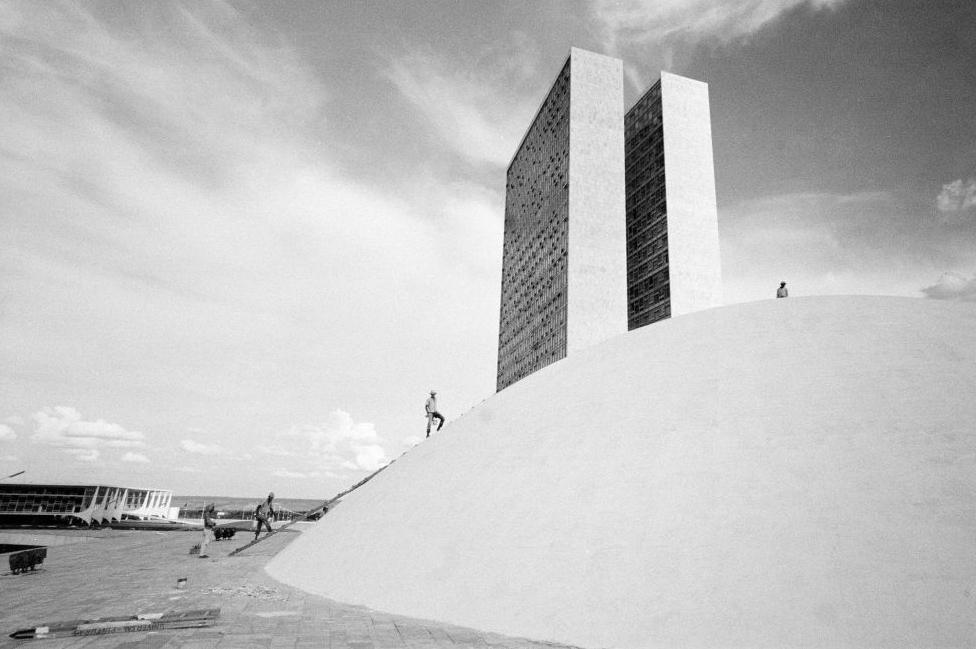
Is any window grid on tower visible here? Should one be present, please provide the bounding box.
[624,80,671,330]
[496,60,571,392]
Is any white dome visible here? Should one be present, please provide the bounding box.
[267,296,976,648]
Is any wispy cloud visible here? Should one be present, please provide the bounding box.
[587,0,847,86]
[384,48,538,168]
[0,424,16,441]
[921,272,976,301]
[29,406,146,463]
[0,0,501,493]
[590,0,847,49]
[180,439,228,456]
[64,448,100,462]
[0,1,334,304]
[122,451,150,463]
[0,1,495,357]
[256,445,299,458]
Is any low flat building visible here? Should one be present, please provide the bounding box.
[0,483,173,526]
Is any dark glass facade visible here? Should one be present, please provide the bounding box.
[0,484,96,516]
[496,61,571,391]
[624,81,671,330]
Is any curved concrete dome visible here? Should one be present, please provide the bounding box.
[267,296,976,648]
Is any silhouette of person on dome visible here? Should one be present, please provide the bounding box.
[777,282,789,298]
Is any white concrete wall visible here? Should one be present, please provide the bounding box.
[566,48,628,354]
[268,297,976,649]
[661,72,723,315]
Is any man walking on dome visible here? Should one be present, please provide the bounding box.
[425,390,445,437]
[254,492,275,541]
[777,281,789,298]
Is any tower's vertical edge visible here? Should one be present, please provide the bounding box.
[566,48,627,354]
[660,72,722,316]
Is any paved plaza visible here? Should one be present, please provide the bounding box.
[0,528,581,649]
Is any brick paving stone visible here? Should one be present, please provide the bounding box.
[0,530,582,649]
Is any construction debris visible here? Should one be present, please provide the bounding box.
[9,608,220,639]
[200,584,285,601]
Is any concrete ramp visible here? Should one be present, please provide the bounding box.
[267,296,976,648]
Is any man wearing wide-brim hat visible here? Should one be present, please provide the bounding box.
[425,390,445,438]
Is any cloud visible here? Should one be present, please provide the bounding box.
[936,178,976,215]
[720,191,956,302]
[0,2,340,299]
[588,0,847,87]
[0,2,501,495]
[402,436,423,448]
[384,49,537,167]
[352,445,388,472]
[65,448,100,462]
[0,424,16,441]
[4,416,25,426]
[262,409,390,473]
[122,451,150,463]
[30,407,146,461]
[0,2,476,396]
[921,272,976,301]
[590,0,846,50]
[256,445,298,457]
[0,454,18,462]
[180,439,228,456]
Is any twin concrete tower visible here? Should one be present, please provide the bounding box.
[496,48,722,391]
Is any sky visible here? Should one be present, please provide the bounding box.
[1,0,974,499]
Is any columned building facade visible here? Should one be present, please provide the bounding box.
[0,483,174,526]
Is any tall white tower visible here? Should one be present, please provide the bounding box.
[624,72,722,329]
[496,48,627,391]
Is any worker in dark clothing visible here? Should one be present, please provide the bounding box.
[254,492,275,540]
[777,282,789,298]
